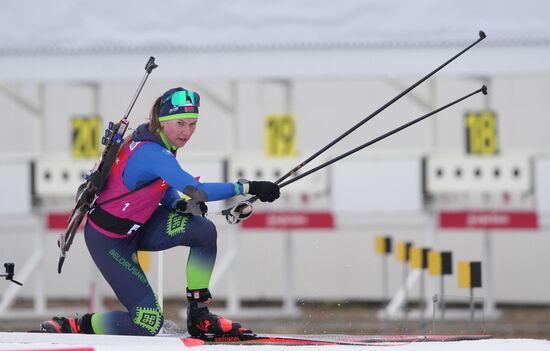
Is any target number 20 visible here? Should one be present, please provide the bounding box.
[72,116,101,159]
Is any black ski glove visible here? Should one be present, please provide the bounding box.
[174,199,208,217]
[248,181,280,203]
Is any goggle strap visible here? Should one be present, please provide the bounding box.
[159,113,199,121]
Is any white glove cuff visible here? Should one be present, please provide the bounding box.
[237,179,250,194]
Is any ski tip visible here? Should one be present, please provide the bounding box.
[181,337,206,347]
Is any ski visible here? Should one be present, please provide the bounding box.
[181,334,338,346]
[57,56,158,274]
[179,333,493,346]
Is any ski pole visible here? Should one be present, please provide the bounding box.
[278,85,487,188]
[274,31,485,186]
[222,31,486,220]
[221,86,486,223]
[123,57,158,119]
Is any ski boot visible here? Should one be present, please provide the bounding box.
[41,314,94,334]
[186,288,254,340]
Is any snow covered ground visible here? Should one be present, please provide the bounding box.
[0,333,549,351]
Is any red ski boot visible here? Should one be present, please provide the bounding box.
[41,314,94,334]
[186,288,253,340]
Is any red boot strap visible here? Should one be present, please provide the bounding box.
[196,320,212,333]
[68,318,80,333]
[218,317,233,333]
[45,320,62,333]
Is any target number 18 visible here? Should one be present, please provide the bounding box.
[465,111,498,155]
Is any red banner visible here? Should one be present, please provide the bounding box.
[241,211,334,229]
[47,212,86,231]
[439,211,538,229]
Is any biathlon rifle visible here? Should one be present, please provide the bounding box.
[57,57,158,274]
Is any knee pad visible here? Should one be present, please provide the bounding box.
[132,304,164,336]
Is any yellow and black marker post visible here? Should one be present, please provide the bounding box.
[428,250,453,320]
[396,241,412,320]
[137,251,150,273]
[458,261,482,326]
[375,235,392,303]
[410,246,431,321]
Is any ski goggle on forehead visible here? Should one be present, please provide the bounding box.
[170,90,200,107]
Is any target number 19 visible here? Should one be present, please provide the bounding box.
[265,114,296,157]
[465,111,498,155]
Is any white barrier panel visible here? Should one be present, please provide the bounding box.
[35,158,92,198]
[426,154,532,194]
[0,162,31,214]
[332,158,423,214]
